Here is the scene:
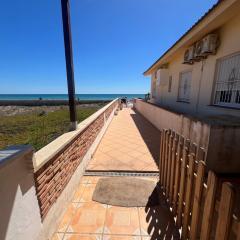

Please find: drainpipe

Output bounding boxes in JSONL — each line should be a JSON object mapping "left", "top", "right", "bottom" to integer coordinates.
{"left": 195, "top": 60, "right": 205, "bottom": 114}
{"left": 61, "top": 0, "right": 77, "bottom": 130}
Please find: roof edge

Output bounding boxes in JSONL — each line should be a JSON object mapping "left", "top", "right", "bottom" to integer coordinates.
{"left": 143, "top": 0, "right": 224, "bottom": 76}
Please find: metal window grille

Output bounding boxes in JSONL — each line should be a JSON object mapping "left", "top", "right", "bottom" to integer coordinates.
{"left": 178, "top": 71, "right": 191, "bottom": 102}
{"left": 213, "top": 53, "right": 240, "bottom": 108}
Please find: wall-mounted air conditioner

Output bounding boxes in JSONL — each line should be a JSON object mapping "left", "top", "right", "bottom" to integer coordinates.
{"left": 182, "top": 33, "right": 219, "bottom": 64}
{"left": 201, "top": 33, "right": 219, "bottom": 56}
{"left": 156, "top": 69, "right": 161, "bottom": 86}
{"left": 183, "top": 46, "right": 195, "bottom": 64}
{"left": 151, "top": 68, "right": 168, "bottom": 100}
{"left": 156, "top": 69, "right": 169, "bottom": 86}
{"left": 193, "top": 40, "right": 204, "bottom": 60}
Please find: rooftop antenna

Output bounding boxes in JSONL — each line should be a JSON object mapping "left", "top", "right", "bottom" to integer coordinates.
{"left": 61, "top": 0, "right": 77, "bottom": 130}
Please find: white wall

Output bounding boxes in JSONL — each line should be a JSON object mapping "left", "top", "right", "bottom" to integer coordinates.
{"left": 134, "top": 99, "right": 240, "bottom": 173}
{"left": 0, "top": 146, "right": 42, "bottom": 240}
{"left": 134, "top": 99, "right": 210, "bottom": 148}
{"left": 151, "top": 13, "right": 240, "bottom": 118}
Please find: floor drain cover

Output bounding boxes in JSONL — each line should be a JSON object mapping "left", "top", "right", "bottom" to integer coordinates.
{"left": 84, "top": 171, "right": 159, "bottom": 177}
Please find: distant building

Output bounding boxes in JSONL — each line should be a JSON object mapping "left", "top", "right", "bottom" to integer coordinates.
{"left": 144, "top": 0, "right": 240, "bottom": 118}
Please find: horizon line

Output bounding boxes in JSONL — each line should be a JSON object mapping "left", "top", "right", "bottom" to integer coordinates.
{"left": 0, "top": 93, "right": 145, "bottom": 95}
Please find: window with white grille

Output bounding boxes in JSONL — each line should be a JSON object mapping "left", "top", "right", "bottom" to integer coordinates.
{"left": 213, "top": 53, "right": 240, "bottom": 108}
{"left": 178, "top": 71, "right": 191, "bottom": 102}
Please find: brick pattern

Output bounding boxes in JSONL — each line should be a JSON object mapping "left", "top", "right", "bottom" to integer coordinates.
{"left": 34, "top": 102, "right": 117, "bottom": 219}
{"left": 105, "top": 103, "right": 115, "bottom": 120}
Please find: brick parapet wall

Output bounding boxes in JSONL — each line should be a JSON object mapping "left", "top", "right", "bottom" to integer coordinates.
{"left": 34, "top": 101, "right": 118, "bottom": 219}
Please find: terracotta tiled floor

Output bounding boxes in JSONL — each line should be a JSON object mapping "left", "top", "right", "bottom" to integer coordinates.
{"left": 87, "top": 108, "right": 160, "bottom": 172}
{"left": 52, "top": 176, "right": 179, "bottom": 240}
{"left": 51, "top": 108, "right": 179, "bottom": 240}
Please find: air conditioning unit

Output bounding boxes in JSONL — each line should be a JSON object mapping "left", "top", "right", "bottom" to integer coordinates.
{"left": 156, "top": 69, "right": 168, "bottom": 86}
{"left": 193, "top": 40, "right": 204, "bottom": 60}
{"left": 156, "top": 69, "right": 161, "bottom": 85}
{"left": 201, "top": 34, "right": 218, "bottom": 56}
{"left": 183, "top": 46, "right": 195, "bottom": 64}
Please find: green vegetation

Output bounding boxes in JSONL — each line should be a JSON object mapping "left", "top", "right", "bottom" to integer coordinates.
{"left": 0, "top": 107, "right": 100, "bottom": 150}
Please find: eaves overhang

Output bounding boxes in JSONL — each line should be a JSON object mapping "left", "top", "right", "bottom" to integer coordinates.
{"left": 143, "top": 0, "right": 239, "bottom": 76}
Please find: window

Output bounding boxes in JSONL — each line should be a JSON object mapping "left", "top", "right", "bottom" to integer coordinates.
{"left": 178, "top": 71, "right": 191, "bottom": 102}
{"left": 213, "top": 53, "right": 240, "bottom": 108}
{"left": 168, "top": 76, "right": 172, "bottom": 92}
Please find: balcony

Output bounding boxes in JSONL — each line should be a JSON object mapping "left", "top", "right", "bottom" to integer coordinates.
{"left": 1, "top": 99, "right": 240, "bottom": 240}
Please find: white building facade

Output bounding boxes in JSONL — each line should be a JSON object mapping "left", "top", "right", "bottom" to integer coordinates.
{"left": 145, "top": 0, "right": 240, "bottom": 118}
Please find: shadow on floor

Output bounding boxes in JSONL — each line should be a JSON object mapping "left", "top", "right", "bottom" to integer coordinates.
{"left": 145, "top": 183, "right": 180, "bottom": 240}
{"left": 130, "top": 109, "right": 161, "bottom": 167}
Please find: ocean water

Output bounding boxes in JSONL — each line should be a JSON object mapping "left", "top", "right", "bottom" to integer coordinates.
{"left": 0, "top": 94, "right": 144, "bottom": 101}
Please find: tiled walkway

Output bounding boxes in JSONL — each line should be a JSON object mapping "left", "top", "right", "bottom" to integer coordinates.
{"left": 52, "top": 176, "right": 179, "bottom": 240}
{"left": 87, "top": 108, "right": 160, "bottom": 172}
{"left": 51, "top": 108, "right": 179, "bottom": 240}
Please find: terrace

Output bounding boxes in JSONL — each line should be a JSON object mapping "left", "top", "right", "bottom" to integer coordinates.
{"left": 50, "top": 107, "right": 164, "bottom": 240}
{"left": 1, "top": 99, "right": 240, "bottom": 240}
{"left": 2, "top": 0, "right": 240, "bottom": 239}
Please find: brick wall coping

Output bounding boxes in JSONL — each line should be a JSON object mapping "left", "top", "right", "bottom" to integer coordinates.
{"left": 33, "top": 98, "right": 118, "bottom": 172}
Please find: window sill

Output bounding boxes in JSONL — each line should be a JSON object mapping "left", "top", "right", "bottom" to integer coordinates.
{"left": 208, "top": 104, "right": 240, "bottom": 110}
{"left": 176, "top": 100, "right": 190, "bottom": 104}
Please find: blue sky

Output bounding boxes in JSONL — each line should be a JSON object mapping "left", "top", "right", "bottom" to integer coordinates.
{"left": 0, "top": 0, "right": 217, "bottom": 94}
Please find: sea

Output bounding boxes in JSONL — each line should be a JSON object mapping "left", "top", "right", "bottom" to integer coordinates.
{"left": 0, "top": 94, "right": 145, "bottom": 101}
